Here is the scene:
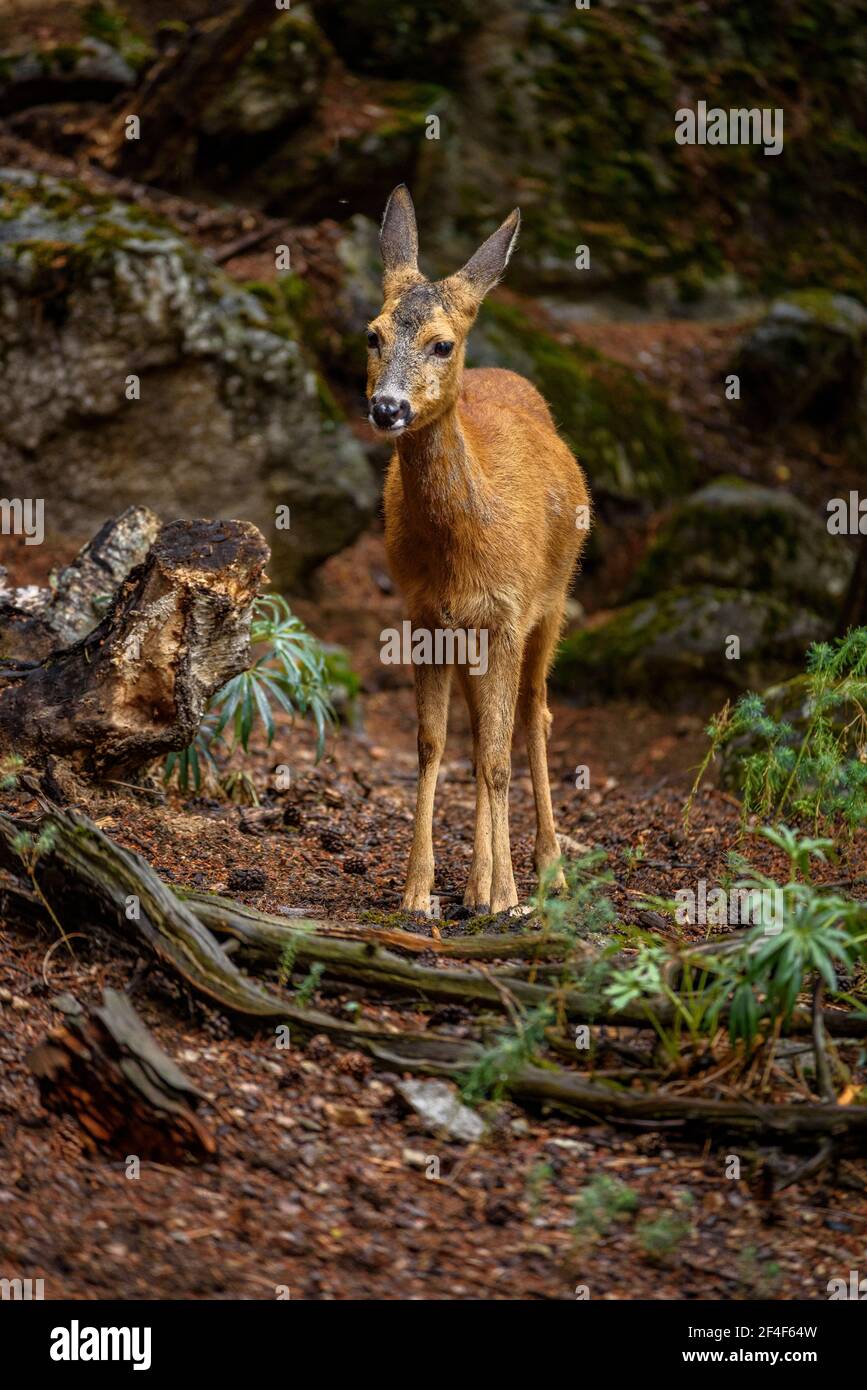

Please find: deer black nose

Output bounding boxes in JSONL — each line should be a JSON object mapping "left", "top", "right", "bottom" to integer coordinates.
{"left": 371, "top": 395, "right": 409, "bottom": 429}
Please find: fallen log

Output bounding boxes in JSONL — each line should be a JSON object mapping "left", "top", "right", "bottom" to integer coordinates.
{"left": 2, "top": 810, "right": 865, "bottom": 1047}
{"left": 0, "top": 517, "right": 268, "bottom": 779}
{"left": 176, "top": 889, "right": 575, "bottom": 962}
{"left": 26, "top": 987, "right": 217, "bottom": 1163}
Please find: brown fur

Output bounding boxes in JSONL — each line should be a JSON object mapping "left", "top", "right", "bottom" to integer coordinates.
{"left": 369, "top": 186, "right": 590, "bottom": 914}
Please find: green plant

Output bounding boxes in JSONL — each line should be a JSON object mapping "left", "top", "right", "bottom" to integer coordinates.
{"left": 573, "top": 1174, "right": 640, "bottom": 1238}
{"left": 165, "top": 595, "right": 351, "bottom": 795}
{"left": 621, "top": 842, "right": 647, "bottom": 876}
{"left": 636, "top": 1203, "right": 693, "bottom": 1263}
{"left": 277, "top": 937, "right": 301, "bottom": 988}
{"left": 735, "top": 1245, "right": 783, "bottom": 1299}
{"left": 10, "top": 823, "right": 75, "bottom": 957}
{"left": 525, "top": 1160, "right": 554, "bottom": 1217}
{"left": 294, "top": 962, "right": 325, "bottom": 1006}
{"left": 717, "top": 826, "right": 865, "bottom": 1046}
{"left": 613, "top": 826, "right": 867, "bottom": 1054}
{"left": 462, "top": 1004, "right": 553, "bottom": 1105}
{"left": 0, "top": 753, "right": 23, "bottom": 791}
{"left": 686, "top": 628, "right": 867, "bottom": 832}
{"left": 532, "top": 849, "right": 618, "bottom": 937}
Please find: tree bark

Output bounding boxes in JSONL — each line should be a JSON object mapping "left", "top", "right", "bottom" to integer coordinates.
{"left": 95, "top": 1, "right": 281, "bottom": 183}
{"left": 0, "top": 518, "right": 268, "bottom": 779}
{"left": 0, "top": 505, "right": 160, "bottom": 665}
{"left": 27, "top": 988, "right": 217, "bottom": 1163}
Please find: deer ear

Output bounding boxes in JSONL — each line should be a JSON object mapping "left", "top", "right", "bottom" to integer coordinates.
{"left": 380, "top": 184, "right": 419, "bottom": 295}
{"left": 454, "top": 209, "right": 520, "bottom": 301}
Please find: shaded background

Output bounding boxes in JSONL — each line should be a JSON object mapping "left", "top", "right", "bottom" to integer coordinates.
{"left": 1, "top": 0, "right": 865, "bottom": 712}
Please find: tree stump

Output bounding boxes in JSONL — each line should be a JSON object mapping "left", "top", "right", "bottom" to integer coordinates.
{"left": 0, "top": 504, "right": 160, "bottom": 664}
{"left": 0, "top": 516, "right": 269, "bottom": 778}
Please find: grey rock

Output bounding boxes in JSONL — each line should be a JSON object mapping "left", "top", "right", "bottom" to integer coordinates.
{"left": 199, "top": 10, "right": 327, "bottom": 138}
{"left": 627, "top": 477, "right": 855, "bottom": 617}
{"left": 554, "top": 586, "right": 829, "bottom": 706}
{"left": 395, "top": 1078, "right": 486, "bottom": 1143}
{"left": 735, "top": 290, "right": 867, "bottom": 430}
{"left": 0, "top": 170, "right": 377, "bottom": 588}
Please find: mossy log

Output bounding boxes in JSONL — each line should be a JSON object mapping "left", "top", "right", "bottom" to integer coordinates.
{"left": 176, "top": 888, "right": 575, "bottom": 962}
{"left": 0, "top": 517, "right": 268, "bottom": 779}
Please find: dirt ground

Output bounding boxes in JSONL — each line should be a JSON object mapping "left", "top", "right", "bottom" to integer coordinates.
{"left": 2, "top": 524, "right": 866, "bottom": 1302}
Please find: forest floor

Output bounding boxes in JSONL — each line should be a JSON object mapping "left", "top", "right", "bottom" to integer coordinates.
{"left": 2, "top": 528, "right": 867, "bottom": 1302}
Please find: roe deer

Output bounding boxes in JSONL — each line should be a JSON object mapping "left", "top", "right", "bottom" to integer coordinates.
{"left": 368, "top": 186, "right": 590, "bottom": 915}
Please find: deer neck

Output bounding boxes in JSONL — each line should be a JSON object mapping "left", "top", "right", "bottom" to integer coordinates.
{"left": 396, "top": 398, "right": 488, "bottom": 532}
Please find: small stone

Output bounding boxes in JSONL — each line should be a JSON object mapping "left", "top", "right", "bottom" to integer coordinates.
{"left": 394, "top": 1078, "right": 486, "bottom": 1144}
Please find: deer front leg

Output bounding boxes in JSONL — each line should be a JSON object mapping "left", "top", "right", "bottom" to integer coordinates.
{"left": 402, "top": 659, "right": 452, "bottom": 914}
{"left": 474, "top": 636, "right": 522, "bottom": 914}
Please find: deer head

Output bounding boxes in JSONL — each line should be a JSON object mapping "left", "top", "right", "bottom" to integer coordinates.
{"left": 366, "top": 185, "right": 521, "bottom": 436}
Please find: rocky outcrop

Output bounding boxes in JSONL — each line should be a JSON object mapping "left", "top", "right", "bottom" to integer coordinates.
{"left": 553, "top": 588, "right": 828, "bottom": 707}
{"left": 198, "top": 10, "right": 328, "bottom": 140}
{"left": 0, "top": 170, "right": 377, "bottom": 589}
{"left": 627, "top": 477, "right": 855, "bottom": 617}
{"left": 734, "top": 291, "right": 867, "bottom": 432}
{"left": 0, "top": 38, "right": 137, "bottom": 115}
{"left": 469, "top": 301, "right": 694, "bottom": 505}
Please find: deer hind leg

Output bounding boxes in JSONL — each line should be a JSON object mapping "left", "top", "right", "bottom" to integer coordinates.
{"left": 402, "top": 659, "right": 453, "bottom": 914}
{"left": 519, "top": 611, "right": 566, "bottom": 894}
{"left": 457, "top": 666, "right": 492, "bottom": 912}
{"left": 472, "top": 634, "right": 522, "bottom": 914}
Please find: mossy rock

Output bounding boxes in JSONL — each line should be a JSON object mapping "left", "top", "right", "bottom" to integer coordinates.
{"left": 313, "top": 0, "right": 482, "bottom": 78}
{"left": 199, "top": 10, "right": 328, "bottom": 138}
{"left": 469, "top": 300, "right": 694, "bottom": 504}
{"left": 553, "top": 587, "right": 829, "bottom": 707}
{"left": 289, "top": 215, "right": 382, "bottom": 388}
{"left": 0, "top": 169, "right": 377, "bottom": 590}
{"left": 0, "top": 37, "right": 136, "bottom": 113}
{"left": 79, "top": 2, "right": 153, "bottom": 72}
{"left": 410, "top": 2, "right": 867, "bottom": 304}
{"left": 734, "top": 290, "right": 867, "bottom": 431}
{"left": 627, "top": 477, "right": 855, "bottom": 617}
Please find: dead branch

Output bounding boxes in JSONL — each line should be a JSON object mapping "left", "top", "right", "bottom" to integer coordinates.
{"left": 27, "top": 987, "right": 217, "bottom": 1163}
{"left": 4, "top": 810, "right": 867, "bottom": 1149}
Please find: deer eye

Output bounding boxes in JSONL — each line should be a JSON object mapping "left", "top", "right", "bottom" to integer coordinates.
{"left": 432, "top": 340, "right": 454, "bottom": 358}
{"left": 367, "top": 330, "right": 379, "bottom": 351}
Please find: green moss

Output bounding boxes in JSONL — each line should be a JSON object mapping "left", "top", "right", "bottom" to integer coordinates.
{"left": 81, "top": 1, "right": 153, "bottom": 71}
{"left": 781, "top": 288, "right": 867, "bottom": 330}
{"left": 553, "top": 585, "right": 828, "bottom": 703}
{"left": 245, "top": 276, "right": 308, "bottom": 338}
{"left": 465, "top": 2, "right": 867, "bottom": 301}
